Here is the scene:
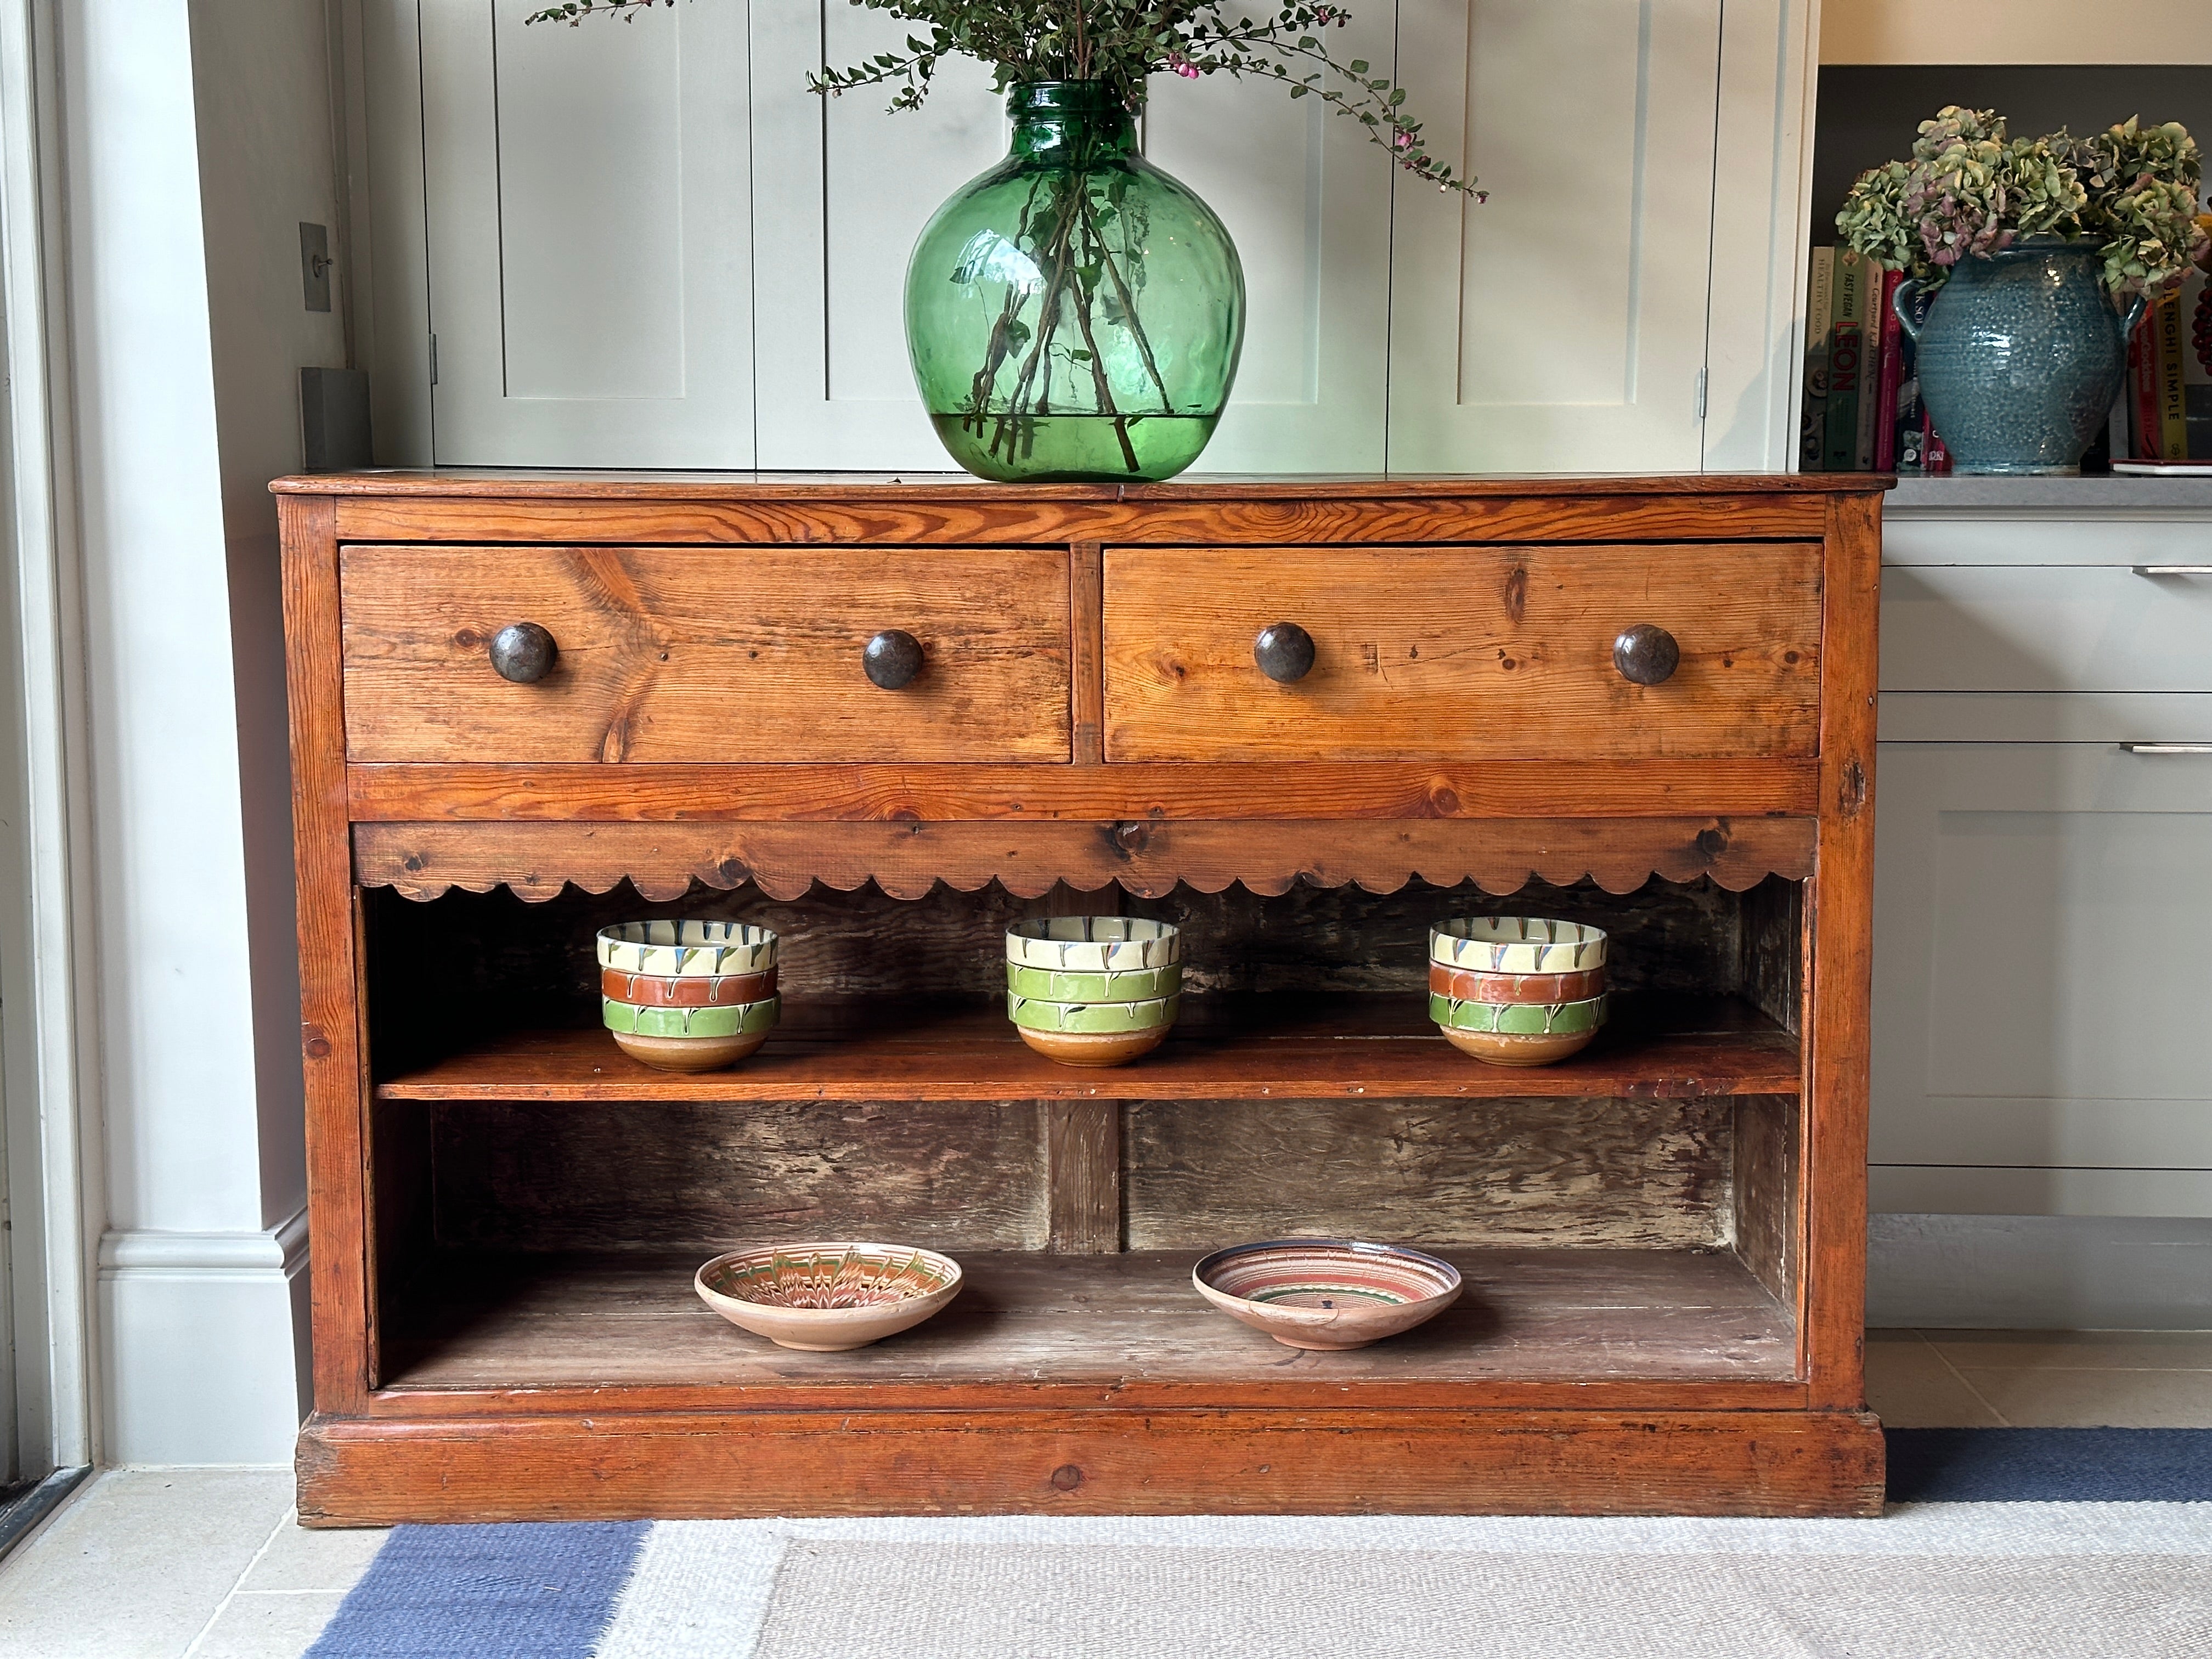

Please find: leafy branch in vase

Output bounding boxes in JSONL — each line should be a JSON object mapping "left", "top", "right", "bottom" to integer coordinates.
{"left": 528, "top": 0, "right": 1485, "bottom": 475}
{"left": 526, "top": 0, "right": 1484, "bottom": 197}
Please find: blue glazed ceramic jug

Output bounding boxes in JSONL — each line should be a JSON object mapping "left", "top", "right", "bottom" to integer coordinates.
{"left": 1895, "top": 236, "right": 2148, "bottom": 475}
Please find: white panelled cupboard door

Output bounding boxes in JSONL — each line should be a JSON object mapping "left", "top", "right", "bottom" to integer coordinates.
{"left": 1143, "top": 10, "right": 1396, "bottom": 472}
{"left": 749, "top": 5, "right": 1004, "bottom": 470}
{"left": 1386, "top": 0, "right": 1721, "bottom": 471}
{"left": 1871, "top": 743, "right": 2212, "bottom": 1218}
{"left": 419, "top": 0, "right": 754, "bottom": 466}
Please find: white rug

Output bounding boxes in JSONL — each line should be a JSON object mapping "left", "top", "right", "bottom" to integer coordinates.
{"left": 586, "top": 1509, "right": 2212, "bottom": 1658}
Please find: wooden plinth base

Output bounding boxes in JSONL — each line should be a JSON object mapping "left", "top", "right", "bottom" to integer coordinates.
{"left": 296, "top": 1408, "right": 1886, "bottom": 1526}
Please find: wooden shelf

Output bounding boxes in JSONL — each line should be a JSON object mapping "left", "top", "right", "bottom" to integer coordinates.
{"left": 381, "top": 1246, "right": 1801, "bottom": 1408}
{"left": 374, "top": 992, "right": 1799, "bottom": 1103}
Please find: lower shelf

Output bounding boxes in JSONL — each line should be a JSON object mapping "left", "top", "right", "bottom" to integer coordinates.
{"left": 380, "top": 1246, "right": 1799, "bottom": 1403}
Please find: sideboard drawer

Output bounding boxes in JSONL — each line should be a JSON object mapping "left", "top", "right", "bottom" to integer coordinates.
{"left": 1882, "top": 564, "right": 2212, "bottom": 693}
{"left": 340, "top": 545, "right": 1072, "bottom": 763}
{"left": 1102, "top": 544, "right": 1823, "bottom": 761}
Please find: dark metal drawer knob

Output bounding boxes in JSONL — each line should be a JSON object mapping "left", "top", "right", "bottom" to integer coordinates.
{"left": 1253, "top": 622, "right": 1316, "bottom": 684}
{"left": 864, "top": 629, "right": 924, "bottom": 690}
{"left": 489, "top": 622, "right": 557, "bottom": 684}
{"left": 1613, "top": 623, "right": 1679, "bottom": 686}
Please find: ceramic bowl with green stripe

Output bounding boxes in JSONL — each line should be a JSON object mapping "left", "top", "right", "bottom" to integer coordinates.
{"left": 603, "top": 996, "right": 781, "bottom": 1040}
{"left": 597, "top": 920, "right": 778, "bottom": 978}
{"left": 1005, "top": 962, "right": 1182, "bottom": 1003}
{"left": 605, "top": 992, "right": 779, "bottom": 1073}
{"left": 1007, "top": 992, "right": 1181, "bottom": 1034}
{"left": 1428, "top": 992, "right": 1608, "bottom": 1036}
{"left": 1005, "top": 917, "right": 1180, "bottom": 972}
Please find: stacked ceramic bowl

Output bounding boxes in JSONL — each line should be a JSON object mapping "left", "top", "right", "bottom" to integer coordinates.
{"left": 1428, "top": 917, "right": 1609, "bottom": 1066}
{"left": 598, "top": 921, "right": 780, "bottom": 1073}
{"left": 1005, "top": 917, "right": 1182, "bottom": 1068}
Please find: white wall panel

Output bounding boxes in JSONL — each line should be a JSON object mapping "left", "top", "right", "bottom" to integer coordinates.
{"left": 419, "top": 0, "right": 754, "bottom": 465}
{"left": 1143, "top": 11, "right": 1395, "bottom": 472}
{"left": 749, "top": 3, "right": 1002, "bottom": 469}
{"left": 1387, "top": 0, "right": 1722, "bottom": 471}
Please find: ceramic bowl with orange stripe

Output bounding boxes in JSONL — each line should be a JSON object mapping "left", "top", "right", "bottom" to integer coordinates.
{"left": 1427, "top": 963, "right": 1605, "bottom": 1005}
{"left": 601, "top": 966, "right": 777, "bottom": 1008}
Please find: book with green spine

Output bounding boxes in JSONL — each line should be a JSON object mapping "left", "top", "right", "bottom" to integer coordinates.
{"left": 1824, "top": 249, "right": 1871, "bottom": 472}
{"left": 1801, "top": 247, "right": 1835, "bottom": 470}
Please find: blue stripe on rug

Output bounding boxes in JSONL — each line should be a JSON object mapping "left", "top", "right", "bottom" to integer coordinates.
{"left": 304, "top": 1520, "right": 648, "bottom": 1659}
{"left": 1886, "top": 1427, "right": 2212, "bottom": 1502}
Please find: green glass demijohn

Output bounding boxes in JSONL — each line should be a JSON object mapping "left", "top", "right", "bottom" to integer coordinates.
{"left": 905, "top": 81, "right": 1246, "bottom": 482}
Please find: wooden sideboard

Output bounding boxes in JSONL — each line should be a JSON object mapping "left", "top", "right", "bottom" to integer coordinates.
{"left": 274, "top": 472, "right": 1889, "bottom": 1523}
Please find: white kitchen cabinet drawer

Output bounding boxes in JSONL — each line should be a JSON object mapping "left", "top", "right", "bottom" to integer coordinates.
{"left": 1872, "top": 742, "right": 2212, "bottom": 1186}
{"left": 1882, "top": 565, "right": 2212, "bottom": 692}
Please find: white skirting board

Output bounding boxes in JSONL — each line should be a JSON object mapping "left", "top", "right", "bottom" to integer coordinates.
{"left": 1869, "top": 1214, "right": 2212, "bottom": 1331}
{"left": 95, "top": 1210, "right": 309, "bottom": 1465}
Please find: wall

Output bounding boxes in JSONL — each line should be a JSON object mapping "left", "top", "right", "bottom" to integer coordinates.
{"left": 1820, "top": 0, "right": 2212, "bottom": 64}
{"left": 64, "top": 0, "right": 339, "bottom": 1465}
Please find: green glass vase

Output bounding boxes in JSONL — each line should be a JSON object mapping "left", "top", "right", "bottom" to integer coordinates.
{"left": 905, "top": 81, "right": 1246, "bottom": 482}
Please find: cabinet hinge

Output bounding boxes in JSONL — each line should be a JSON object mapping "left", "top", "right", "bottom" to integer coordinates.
{"left": 1694, "top": 367, "right": 1707, "bottom": 421}
{"left": 429, "top": 333, "right": 439, "bottom": 386}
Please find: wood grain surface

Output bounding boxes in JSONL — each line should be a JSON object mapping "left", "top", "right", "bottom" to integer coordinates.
{"left": 339, "top": 544, "right": 1070, "bottom": 763}
{"left": 297, "top": 1401, "right": 1884, "bottom": 1525}
{"left": 351, "top": 816, "right": 1816, "bottom": 902}
{"left": 345, "top": 758, "right": 1821, "bottom": 823}
{"left": 1125, "top": 1097, "right": 1731, "bottom": 1250}
{"left": 275, "top": 472, "right": 1889, "bottom": 1523}
{"left": 1802, "top": 493, "right": 1882, "bottom": 1406}
{"left": 280, "top": 494, "right": 373, "bottom": 1414}
{"left": 429, "top": 1098, "right": 1048, "bottom": 1252}
{"left": 1102, "top": 544, "right": 1822, "bottom": 761}
{"left": 1046, "top": 1100, "right": 1121, "bottom": 1252}
{"left": 377, "top": 1249, "right": 1793, "bottom": 1398}
{"left": 373, "top": 994, "right": 1801, "bottom": 1104}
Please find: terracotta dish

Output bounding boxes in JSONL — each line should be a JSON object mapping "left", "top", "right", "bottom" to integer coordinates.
{"left": 1440, "top": 1028, "right": 1598, "bottom": 1066}
{"left": 694, "top": 1243, "right": 963, "bottom": 1352}
{"left": 1017, "top": 1026, "right": 1172, "bottom": 1067}
{"left": 1192, "top": 1238, "right": 1462, "bottom": 1350}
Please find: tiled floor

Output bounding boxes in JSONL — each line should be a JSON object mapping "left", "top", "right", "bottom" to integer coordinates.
{"left": 1864, "top": 1328, "right": 2212, "bottom": 1428}
{"left": 0, "top": 1331, "right": 2207, "bottom": 1658}
{"left": 0, "top": 1471, "right": 383, "bottom": 1659}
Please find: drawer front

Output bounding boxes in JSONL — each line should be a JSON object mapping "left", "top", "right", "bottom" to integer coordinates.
{"left": 1102, "top": 544, "right": 1823, "bottom": 761}
{"left": 341, "top": 545, "right": 1071, "bottom": 763}
{"left": 1882, "top": 565, "right": 2212, "bottom": 693}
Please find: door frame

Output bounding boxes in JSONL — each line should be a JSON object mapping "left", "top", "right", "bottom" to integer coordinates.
{"left": 0, "top": 0, "right": 99, "bottom": 1480}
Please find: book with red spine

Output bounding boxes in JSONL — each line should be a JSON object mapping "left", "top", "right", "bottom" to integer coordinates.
{"left": 1873, "top": 269, "right": 1905, "bottom": 471}
{"left": 2131, "top": 308, "right": 2162, "bottom": 459}
{"left": 2155, "top": 289, "right": 2190, "bottom": 459}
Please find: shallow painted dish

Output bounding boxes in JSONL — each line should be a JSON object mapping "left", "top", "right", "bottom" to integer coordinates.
{"left": 1440, "top": 1028, "right": 1599, "bottom": 1067}
{"left": 597, "top": 920, "right": 778, "bottom": 978}
{"left": 1427, "top": 963, "right": 1605, "bottom": 1005}
{"left": 1007, "top": 992, "right": 1181, "bottom": 1034}
{"left": 1428, "top": 992, "right": 1608, "bottom": 1036}
{"left": 1429, "top": 917, "right": 1607, "bottom": 974}
{"left": 1017, "top": 1027, "right": 1171, "bottom": 1067}
{"left": 694, "top": 1243, "right": 962, "bottom": 1352}
{"left": 1192, "top": 1239, "right": 1463, "bottom": 1351}
{"left": 601, "top": 966, "right": 777, "bottom": 1007}
{"left": 603, "top": 996, "right": 781, "bottom": 1039}
{"left": 1006, "top": 962, "right": 1182, "bottom": 1003}
{"left": 1005, "top": 917, "right": 1181, "bottom": 972}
